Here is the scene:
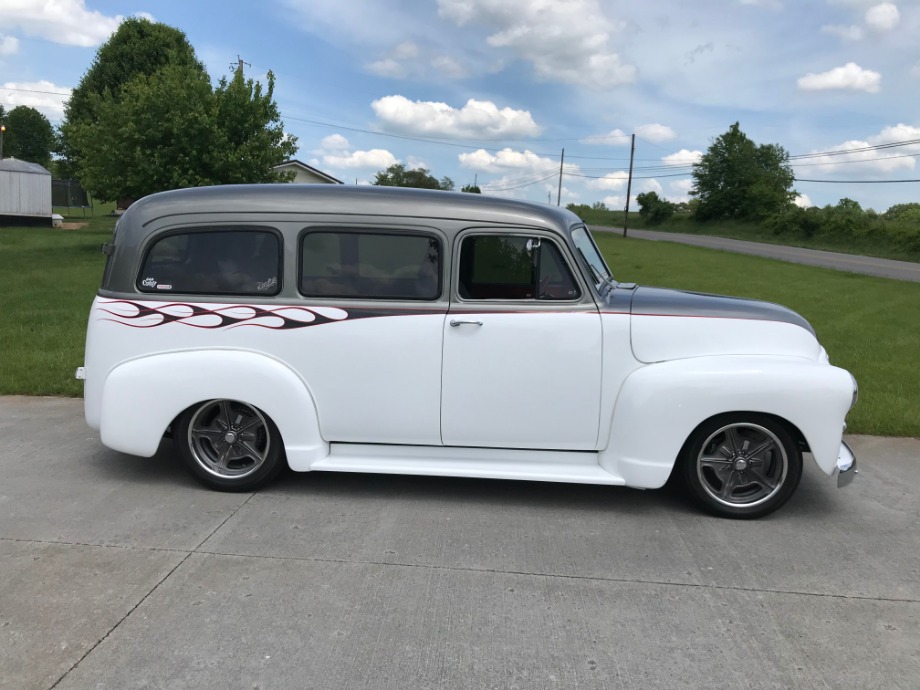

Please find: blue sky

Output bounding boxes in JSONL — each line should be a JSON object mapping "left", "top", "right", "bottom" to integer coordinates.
{"left": 2, "top": 0, "right": 919, "bottom": 212}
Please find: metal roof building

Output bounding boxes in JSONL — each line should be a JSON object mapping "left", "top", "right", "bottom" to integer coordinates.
{"left": 0, "top": 158, "right": 52, "bottom": 219}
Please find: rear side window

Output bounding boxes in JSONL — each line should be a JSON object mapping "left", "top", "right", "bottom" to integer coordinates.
{"left": 300, "top": 231, "right": 441, "bottom": 300}
{"left": 458, "top": 235, "right": 580, "bottom": 301}
{"left": 138, "top": 229, "right": 281, "bottom": 295}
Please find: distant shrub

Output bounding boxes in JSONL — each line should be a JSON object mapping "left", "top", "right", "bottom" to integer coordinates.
{"left": 765, "top": 198, "right": 920, "bottom": 256}
{"left": 636, "top": 191, "right": 675, "bottom": 225}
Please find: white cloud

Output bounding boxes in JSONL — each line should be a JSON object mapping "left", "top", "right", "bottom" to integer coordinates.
{"left": 373, "top": 95, "right": 541, "bottom": 138}
{"left": 432, "top": 55, "right": 467, "bottom": 79}
{"left": 437, "top": 0, "right": 636, "bottom": 88}
{"left": 367, "top": 58, "right": 406, "bottom": 78}
{"left": 458, "top": 147, "right": 559, "bottom": 173}
{"left": 0, "top": 34, "right": 18, "bottom": 55}
{"left": 0, "top": 0, "right": 123, "bottom": 47}
{"left": 802, "top": 124, "right": 920, "bottom": 174}
{"left": 312, "top": 133, "right": 397, "bottom": 170}
{"left": 0, "top": 80, "right": 71, "bottom": 118}
{"left": 797, "top": 62, "right": 881, "bottom": 92}
{"left": 635, "top": 123, "right": 677, "bottom": 143}
{"left": 865, "top": 3, "right": 899, "bottom": 31}
{"left": 821, "top": 24, "right": 864, "bottom": 40}
{"left": 323, "top": 148, "right": 398, "bottom": 170}
{"left": 393, "top": 41, "right": 419, "bottom": 59}
{"left": 586, "top": 171, "right": 630, "bottom": 191}
{"left": 794, "top": 194, "right": 812, "bottom": 208}
{"left": 581, "top": 128, "right": 629, "bottom": 145}
{"left": 314, "top": 134, "right": 350, "bottom": 153}
{"left": 582, "top": 124, "right": 677, "bottom": 145}
{"left": 662, "top": 149, "right": 703, "bottom": 165}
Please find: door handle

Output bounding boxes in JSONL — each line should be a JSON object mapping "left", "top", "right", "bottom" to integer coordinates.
{"left": 450, "top": 319, "right": 483, "bottom": 327}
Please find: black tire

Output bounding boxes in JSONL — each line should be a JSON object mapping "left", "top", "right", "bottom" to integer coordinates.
{"left": 175, "top": 399, "right": 285, "bottom": 492}
{"left": 679, "top": 413, "right": 802, "bottom": 519}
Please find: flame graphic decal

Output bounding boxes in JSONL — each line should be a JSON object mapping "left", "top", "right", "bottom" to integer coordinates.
{"left": 97, "top": 300, "right": 349, "bottom": 330}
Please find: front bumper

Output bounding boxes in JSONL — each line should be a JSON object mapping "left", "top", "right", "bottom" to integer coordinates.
{"left": 836, "top": 441, "right": 858, "bottom": 488}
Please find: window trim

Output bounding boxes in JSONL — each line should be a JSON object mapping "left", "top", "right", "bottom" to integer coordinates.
{"left": 453, "top": 230, "right": 584, "bottom": 304}
{"left": 136, "top": 225, "right": 284, "bottom": 297}
{"left": 297, "top": 226, "right": 444, "bottom": 302}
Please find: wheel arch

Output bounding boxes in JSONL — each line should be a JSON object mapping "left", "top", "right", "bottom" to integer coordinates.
{"left": 99, "top": 349, "right": 329, "bottom": 469}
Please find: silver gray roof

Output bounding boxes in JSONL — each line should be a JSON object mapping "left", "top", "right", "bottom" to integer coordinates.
{"left": 122, "top": 184, "right": 581, "bottom": 233}
{"left": 0, "top": 158, "right": 51, "bottom": 175}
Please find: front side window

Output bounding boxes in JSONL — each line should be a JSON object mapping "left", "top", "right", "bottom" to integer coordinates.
{"left": 138, "top": 229, "right": 281, "bottom": 295}
{"left": 571, "top": 225, "right": 613, "bottom": 289}
{"left": 300, "top": 231, "right": 441, "bottom": 300}
{"left": 458, "top": 235, "right": 580, "bottom": 301}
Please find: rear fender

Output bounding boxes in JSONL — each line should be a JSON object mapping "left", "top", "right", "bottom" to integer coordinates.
{"left": 100, "top": 350, "right": 328, "bottom": 469}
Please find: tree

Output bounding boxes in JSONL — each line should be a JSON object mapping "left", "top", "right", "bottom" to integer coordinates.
{"left": 374, "top": 163, "right": 454, "bottom": 190}
{"left": 64, "top": 18, "right": 202, "bottom": 127}
{"left": 61, "top": 19, "right": 297, "bottom": 202}
{"left": 691, "top": 122, "right": 795, "bottom": 221}
{"left": 60, "top": 18, "right": 206, "bottom": 181}
{"left": 636, "top": 191, "right": 675, "bottom": 225}
{"left": 1, "top": 106, "right": 55, "bottom": 167}
{"left": 211, "top": 68, "right": 297, "bottom": 184}
{"left": 461, "top": 184, "right": 482, "bottom": 193}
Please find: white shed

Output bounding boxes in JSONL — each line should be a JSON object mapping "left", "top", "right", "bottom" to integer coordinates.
{"left": 272, "top": 160, "right": 343, "bottom": 185}
{"left": 0, "top": 158, "right": 52, "bottom": 219}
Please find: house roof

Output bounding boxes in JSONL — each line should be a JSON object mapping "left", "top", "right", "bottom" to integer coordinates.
{"left": 0, "top": 158, "right": 51, "bottom": 175}
{"left": 272, "top": 159, "right": 343, "bottom": 184}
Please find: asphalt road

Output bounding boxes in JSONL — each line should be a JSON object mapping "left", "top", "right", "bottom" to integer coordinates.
{"left": 592, "top": 226, "right": 920, "bottom": 283}
{"left": 2, "top": 396, "right": 919, "bottom": 689}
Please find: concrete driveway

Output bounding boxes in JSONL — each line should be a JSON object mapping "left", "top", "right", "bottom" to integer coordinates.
{"left": 1, "top": 396, "right": 918, "bottom": 689}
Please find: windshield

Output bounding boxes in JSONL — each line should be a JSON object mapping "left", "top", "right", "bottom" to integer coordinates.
{"left": 571, "top": 225, "right": 614, "bottom": 290}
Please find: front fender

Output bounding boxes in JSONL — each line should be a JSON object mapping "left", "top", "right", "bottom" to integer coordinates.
{"left": 598, "top": 356, "right": 855, "bottom": 488}
{"left": 100, "top": 349, "right": 328, "bottom": 469}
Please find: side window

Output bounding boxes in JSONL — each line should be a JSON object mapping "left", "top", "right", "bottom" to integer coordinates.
{"left": 138, "top": 229, "right": 281, "bottom": 296}
{"left": 300, "top": 231, "right": 441, "bottom": 300}
{"left": 458, "top": 235, "right": 580, "bottom": 301}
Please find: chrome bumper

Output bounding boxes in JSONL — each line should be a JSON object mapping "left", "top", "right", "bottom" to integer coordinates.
{"left": 836, "top": 441, "right": 858, "bottom": 488}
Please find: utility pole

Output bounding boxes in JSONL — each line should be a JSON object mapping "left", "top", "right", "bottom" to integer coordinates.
{"left": 556, "top": 148, "right": 565, "bottom": 206}
{"left": 230, "top": 55, "right": 251, "bottom": 75}
{"left": 0, "top": 123, "right": 5, "bottom": 160}
{"left": 623, "top": 133, "right": 635, "bottom": 238}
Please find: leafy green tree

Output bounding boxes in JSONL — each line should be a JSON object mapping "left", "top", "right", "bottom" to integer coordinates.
{"left": 60, "top": 18, "right": 204, "bottom": 175}
{"left": 691, "top": 122, "right": 795, "bottom": 221}
{"left": 211, "top": 68, "right": 297, "bottom": 184}
{"left": 64, "top": 18, "right": 202, "bottom": 127}
{"left": 374, "top": 163, "right": 454, "bottom": 190}
{"left": 2, "top": 106, "right": 55, "bottom": 167}
{"left": 884, "top": 202, "right": 920, "bottom": 222}
{"left": 62, "top": 19, "right": 297, "bottom": 202}
{"left": 461, "top": 184, "right": 482, "bottom": 193}
{"left": 67, "top": 63, "right": 217, "bottom": 201}
{"left": 636, "top": 191, "right": 675, "bottom": 225}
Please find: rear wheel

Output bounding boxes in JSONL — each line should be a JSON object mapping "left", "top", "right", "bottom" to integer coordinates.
{"left": 176, "top": 399, "right": 285, "bottom": 492}
{"left": 680, "top": 414, "right": 802, "bottom": 519}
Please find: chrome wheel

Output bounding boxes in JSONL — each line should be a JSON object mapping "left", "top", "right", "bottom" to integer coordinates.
{"left": 696, "top": 422, "right": 788, "bottom": 509}
{"left": 680, "top": 414, "right": 803, "bottom": 518}
{"left": 186, "top": 400, "right": 271, "bottom": 479}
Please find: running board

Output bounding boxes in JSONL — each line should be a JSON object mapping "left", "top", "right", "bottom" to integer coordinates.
{"left": 310, "top": 443, "right": 625, "bottom": 485}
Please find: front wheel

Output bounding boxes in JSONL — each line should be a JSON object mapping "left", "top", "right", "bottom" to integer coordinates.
{"left": 176, "top": 399, "right": 285, "bottom": 492}
{"left": 679, "top": 414, "right": 802, "bottom": 519}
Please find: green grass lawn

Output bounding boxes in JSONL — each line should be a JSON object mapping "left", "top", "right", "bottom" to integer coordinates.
{"left": 1, "top": 220, "right": 917, "bottom": 436}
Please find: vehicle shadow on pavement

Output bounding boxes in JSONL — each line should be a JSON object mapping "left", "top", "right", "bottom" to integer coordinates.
{"left": 275, "top": 465, "right": 699, "bottom": 518}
